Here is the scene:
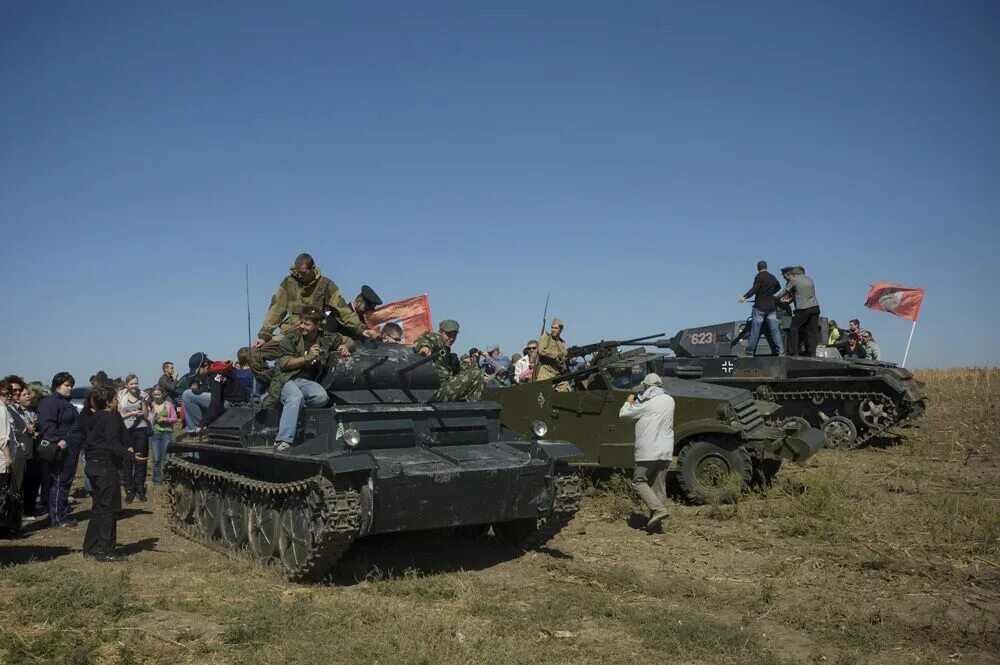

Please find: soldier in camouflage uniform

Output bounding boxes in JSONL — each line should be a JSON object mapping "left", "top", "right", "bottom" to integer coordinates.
{"left": 268, "top": 306, "right": 355, "bottom": 451}
{"left": 412, "top": 320, "right": 484, "bottom": 402}
{"left": 535, "top": 318, "right": 571, "bottom": 392}
{"left": 251, "top": 253, "right": 376, "bottom": 385}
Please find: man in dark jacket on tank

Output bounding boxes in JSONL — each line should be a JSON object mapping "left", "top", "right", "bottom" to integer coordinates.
{"left": 738, "top": 260, "right": 785, "bottom": 356}
{"left": 36, "top": 372, "right": 80, "bottom": 527}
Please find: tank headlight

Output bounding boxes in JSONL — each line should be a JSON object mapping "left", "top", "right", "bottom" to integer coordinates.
{"left": 343, "top": 428, "right": 361, "bottom": 447}
{"left": 532, "top": 421, "right": 549, "bottom": 438}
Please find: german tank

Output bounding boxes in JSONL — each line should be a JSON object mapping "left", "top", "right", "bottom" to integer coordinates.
{"left": 164, "top": 342, "right": 583, "bottom": 582}
{"left": 650, "top": 318, "right": 927, "bottom": 449}
{"left": 486, "top": 337, "right": 825, "bottom": 504}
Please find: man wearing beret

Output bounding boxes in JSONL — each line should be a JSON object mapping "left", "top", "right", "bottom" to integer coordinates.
{"left": 412, "top": 320, "right": 484, "bottom": 402}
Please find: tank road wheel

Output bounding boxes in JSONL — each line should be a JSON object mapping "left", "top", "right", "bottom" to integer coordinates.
{"left": 675, "top": 439, "right": 753, "bottom": 505}
{"left": 169, "top": 476, "right": 195, "bottom": 523}
{"left": 859, "top": 398, "right": 896, "bottom": 431}
{"left": 246, "top": 500, "right": 280, "bottom": 563}
{"left": 194, "top": 483, "right": 222, "bottom": 539}
{"left": 278, "top": 501, "right": 316, "bottom": 574}
{"left": 822, "top": 416, "right": 859, "bottom": 450}
{"left": 493, "top": 519, "right": 538, "bottom": 547}
{"left": 219, "top": 489, "right": 248, "bottom": 548}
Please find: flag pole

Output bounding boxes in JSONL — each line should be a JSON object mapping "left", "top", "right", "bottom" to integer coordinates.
{"left": 901, "top": 320, "right": 917, "bottom": 368}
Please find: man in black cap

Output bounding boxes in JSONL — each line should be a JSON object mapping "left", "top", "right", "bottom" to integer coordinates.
{"left": 328, "top": 285, "right": 382, "bottom": 337}
{"left": 178, "top": 352, "right": 250, "bottom": 437}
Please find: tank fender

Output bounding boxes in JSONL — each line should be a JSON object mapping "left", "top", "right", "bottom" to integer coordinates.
{"left": 774, "top": 427, "right": 825, "bottom": 464}
{"left": 534, "top": 440, "right": 583, "bottom": 462}
{"left": 322, "top": 453, "right": 377, "bottom": 475}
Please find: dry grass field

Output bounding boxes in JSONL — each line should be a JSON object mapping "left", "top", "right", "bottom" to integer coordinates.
{"left": 1, "top": 368, "right": 997, "bottom": 665}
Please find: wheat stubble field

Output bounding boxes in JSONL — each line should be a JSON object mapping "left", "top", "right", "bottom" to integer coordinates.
{"left": 1, "top": 369, "right": 997, "bottom": 665}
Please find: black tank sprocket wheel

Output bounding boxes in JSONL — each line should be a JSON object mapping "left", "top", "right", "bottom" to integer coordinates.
{"left": 163, "top": 456, "right": 362, "bottom": 582}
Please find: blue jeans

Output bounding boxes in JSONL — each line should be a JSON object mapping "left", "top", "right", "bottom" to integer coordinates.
{"left": 182, "top": 390, "right": 211, "bottom": 432}
{"left": 149, "top": 431, "right": 172, "bottom": 484}
{"left": 277, "top": 379, "right": 329, "bottom": 444}
{"left": 746, "top": 308, "right": 785, "bottom": 356}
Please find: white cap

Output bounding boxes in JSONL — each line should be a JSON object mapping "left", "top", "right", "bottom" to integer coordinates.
{"left": 642, "top": 373, "right": 662, "bottom": 387}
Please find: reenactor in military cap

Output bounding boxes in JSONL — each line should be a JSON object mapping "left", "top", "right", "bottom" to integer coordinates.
{"left": 412, "top": 319, "right": 484, "bottom": 402}
{"left": 250, "top": 253, "right": 376, "bottom": 385}
{"left": 328, "top": 284, "right": 383, "bottom": 337}
{"left": 534, "top": 318, "right": 571, "bottom": 392}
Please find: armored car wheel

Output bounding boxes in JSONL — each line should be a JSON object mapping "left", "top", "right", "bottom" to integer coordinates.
{"left": 219, "top": 490, "right": 248, "bottom": 547}
{"left": 247, "top": 501, "right": 280, "bottom": 562}
{"left": 675, "top": 439, "right": 753, "bottom": 505}
{"left": 194, "top": 484, "right": 222, "bottom": 538}
{"left": 278, "top": 502, "right": 315, "bottom": 574}
{"left": 822, "top": 416, "right": 858, "bottom": 450}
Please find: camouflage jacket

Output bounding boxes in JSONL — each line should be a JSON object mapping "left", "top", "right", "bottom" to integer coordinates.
{"left": 258, "top": 265, "right": 364, "bottom": 341}
{"left": 265, "top": 329, "right": 352, "bottom": 404}
{"left": 411, "top": 331, "right": 461, "bottom": 383}
{"left": 537, "top": 332, "right": 568, "bottom": 373}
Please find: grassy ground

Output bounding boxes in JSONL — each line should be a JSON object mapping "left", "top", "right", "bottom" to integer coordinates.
{"left": 1, "top": 369, "right": 997, "bottom": 665}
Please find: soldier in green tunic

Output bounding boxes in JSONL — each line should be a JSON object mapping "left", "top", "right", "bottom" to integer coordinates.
{"left": 412, "top": 320, "right": 484, "bottom": 402}
{"left": 250, "top": 253, "right": 376, "bottom": 385}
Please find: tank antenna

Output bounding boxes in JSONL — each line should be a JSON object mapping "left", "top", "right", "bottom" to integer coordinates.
{"left": 245, "top": 264, "right": 258, "bottom": 431}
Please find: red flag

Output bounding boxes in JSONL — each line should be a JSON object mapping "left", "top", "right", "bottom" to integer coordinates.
{"left": 864, "top": 283, "right": 925, "bottom": 321}
{"left": 365, "top": 295, "right": 433, "bottom": 344}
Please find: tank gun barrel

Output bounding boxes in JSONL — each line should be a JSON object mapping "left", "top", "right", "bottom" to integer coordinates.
{"left": 395, "top": 348, "right": 444, "bottom": 381}
{"left": 568, "top": 333, "right": 665, "bottom": 358}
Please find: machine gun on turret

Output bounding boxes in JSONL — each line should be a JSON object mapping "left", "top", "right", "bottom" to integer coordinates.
{"left": 567, "top": 333, "right": 665, "bottom": 360}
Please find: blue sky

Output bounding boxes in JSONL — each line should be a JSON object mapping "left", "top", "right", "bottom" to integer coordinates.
{"left": 1, "top": 1, "right": 997, "bottom": 386}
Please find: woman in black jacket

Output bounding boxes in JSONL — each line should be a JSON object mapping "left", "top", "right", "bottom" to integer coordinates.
{"left": 82, "top": 386, "right": 143, "bottom": 561}
{"left": 36, "top": 372, "right": 79, "bottom": 527}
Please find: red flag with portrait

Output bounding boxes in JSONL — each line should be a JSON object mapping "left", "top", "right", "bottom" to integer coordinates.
{"left": 365, "top": 295, "right": 433, "bottom": 344}
{"left": 864, "top": 283, "right": 925, "bottom": 321}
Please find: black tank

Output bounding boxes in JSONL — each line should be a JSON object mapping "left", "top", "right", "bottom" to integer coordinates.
{"left": 164, "top": 341, "right": 583, "bottom": 582}
{"left": 649, "top": 318, "right": 927, "bottom": 450}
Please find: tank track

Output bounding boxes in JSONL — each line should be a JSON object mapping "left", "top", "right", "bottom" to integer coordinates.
{"left": 765, "top": 389, "right": 901, "bottom": 448}
{"left": 163, "top": 456, "right": 361, "bottom": 582}
{"left": 527, "top": 471, "right": 584, "bottom": 546}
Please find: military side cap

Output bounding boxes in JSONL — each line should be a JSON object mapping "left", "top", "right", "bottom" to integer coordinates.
{"left": 360, "top": 284, "right": 382, "bottom": 307}
{"left": 439, "top": 319, "right": 460, "bottom": 333}
{"left": 780, "top": 266, "right": 796, "bottom": 274}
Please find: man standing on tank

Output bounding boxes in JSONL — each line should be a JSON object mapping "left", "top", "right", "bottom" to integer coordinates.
{"left": 251, "top": 253, "right": 376, "bottom": 384}
{"left": 778, "top": 266, "right": 821, "bottom": 357}
{"left": 535, "top": 319, "right": 571, "bottom": 392}
{"left": 738, "top": 260, "right": 785, "bottom": 356}
{"left": 413, "top": 320, "right": 484, "bottom": 402}
{"left": 271, "top": 306, "right": 355, "bottom": 452}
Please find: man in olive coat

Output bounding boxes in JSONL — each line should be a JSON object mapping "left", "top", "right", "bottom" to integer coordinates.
{"left": 412, "top": 320, "right": 483, "bottom": 402}
{"left": 535, "top": 318, "right": 570, "bottom": 392}
{"left": 250, "top": 253, "right": 375, "bottom": 384}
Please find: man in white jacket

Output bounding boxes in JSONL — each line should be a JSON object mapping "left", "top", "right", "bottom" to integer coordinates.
{"left": 619, "top": 373, "right": 675, "bottom": 531}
